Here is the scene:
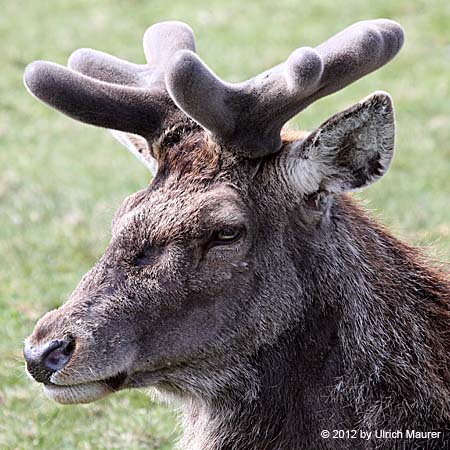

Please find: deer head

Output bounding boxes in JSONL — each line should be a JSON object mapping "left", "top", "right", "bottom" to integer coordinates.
{"left": 23, "top": 20, "right": 404, "bottom": 405}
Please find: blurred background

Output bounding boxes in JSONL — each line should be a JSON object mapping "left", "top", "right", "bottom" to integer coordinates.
{"left": 0, "top": 0, "right": 449, "bottom": 448}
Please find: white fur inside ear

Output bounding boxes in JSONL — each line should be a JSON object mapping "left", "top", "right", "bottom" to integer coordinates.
{"left": 284, "top": 91, "right": 395, "bottom": 195}
{"left": 110, "top": 129, "right": 158, "bottom": 176}
{"left": 284, "top": 140, "right": 325, "bottom": 195}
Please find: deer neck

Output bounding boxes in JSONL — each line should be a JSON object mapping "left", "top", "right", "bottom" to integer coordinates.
{"left": 179, "top": 305, "right": 350, "bottom": 450}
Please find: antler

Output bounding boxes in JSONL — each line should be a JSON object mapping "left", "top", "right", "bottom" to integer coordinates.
{"left": 24, "top": 21, "right": 195, "bottom": 141}
{"left": 166, "top": 19, "right": 404, "bottom": 157}
{"left": 24, "top": 19, "right": 404, "bottom": 161}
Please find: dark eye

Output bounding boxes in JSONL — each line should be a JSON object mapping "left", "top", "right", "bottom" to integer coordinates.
{"left": 213, "top": 227, "right": 242, "bottom": 244}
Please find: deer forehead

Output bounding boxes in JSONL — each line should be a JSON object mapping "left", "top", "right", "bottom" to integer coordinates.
{"left": 112, "top": 183, "right": 249, "bottom": 243}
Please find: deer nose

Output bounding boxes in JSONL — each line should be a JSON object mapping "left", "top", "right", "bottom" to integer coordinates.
{"left": 24, "top": 337, "right": 75, "bottom": 383}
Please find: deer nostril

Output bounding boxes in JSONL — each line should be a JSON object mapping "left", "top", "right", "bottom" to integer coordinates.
{"left": 24, "top": 337, "right": 76, "bottom": 382}
{"left": 43, "top": 338, "right": 75, "bottom": 371}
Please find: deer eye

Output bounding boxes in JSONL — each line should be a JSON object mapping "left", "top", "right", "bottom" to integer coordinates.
{"left": 213, "top": 227, "right": 242, "bottom": 244}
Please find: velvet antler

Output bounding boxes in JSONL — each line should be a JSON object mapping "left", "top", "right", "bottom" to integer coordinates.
{"left": 24, "top": 19, "right": 404, "bottom": 161}
{"left": 166, "top": 19, "right": 404, "bottom": 157}
{"left": 23, "top": 21, "right": 195, "bottom": 141}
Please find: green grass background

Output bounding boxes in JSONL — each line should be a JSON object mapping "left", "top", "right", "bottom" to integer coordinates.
{"left": 0, "top": 0, "right": 449, "bottom": 448}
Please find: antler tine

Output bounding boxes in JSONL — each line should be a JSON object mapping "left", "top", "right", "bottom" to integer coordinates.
{"left": 309, "top": 19, "right": 404, "bottom": 101}
{"left": 68, "top": 49, "right": 148, "bottom": 87}
{"left": 166, "top": 19, "right": 404, "bottom": 158}
{"left": 143, "top": 21, "right": 196, "bottom": 72}
{"left": 68, "top": 21, "right": 195, "bottom": 88}
{"left": 24, "top": 21, "right": 196, "bottom": 140}
{"left": 24, "top": 61, "right": 170, "bottom": 138}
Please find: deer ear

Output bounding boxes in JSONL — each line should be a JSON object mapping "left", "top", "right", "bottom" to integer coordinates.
{"left": 109, "top": 130, "right": 158, "bottom": 176}
{"left": 286, "top": 92, "right": 395, "bottom": 195}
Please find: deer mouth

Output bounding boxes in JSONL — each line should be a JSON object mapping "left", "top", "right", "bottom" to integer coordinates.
{"left": 43, "top": 372, "right": 127, "bottom": 404}
{"left": 42, "top": 364, "right": 177, "bottom": 404}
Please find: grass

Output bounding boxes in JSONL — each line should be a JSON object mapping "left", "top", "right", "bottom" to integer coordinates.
{"left": 0, "top": 0, "right": 448, "bottom": 448}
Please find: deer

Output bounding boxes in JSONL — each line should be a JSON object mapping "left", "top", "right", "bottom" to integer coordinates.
{"left": 22, "top": 19, "right": 450, "bottom": 450}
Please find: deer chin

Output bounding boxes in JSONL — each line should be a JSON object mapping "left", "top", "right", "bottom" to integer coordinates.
{"left": 43, "top": 372, "right": 128, "bottom": 404}
{"left": 44, "top": 381, "right": 111, "bottom": 404}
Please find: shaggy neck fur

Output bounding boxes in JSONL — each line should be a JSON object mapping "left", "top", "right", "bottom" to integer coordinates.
{"left": 180, "top": 197, "right": 450, "bottom": 450}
